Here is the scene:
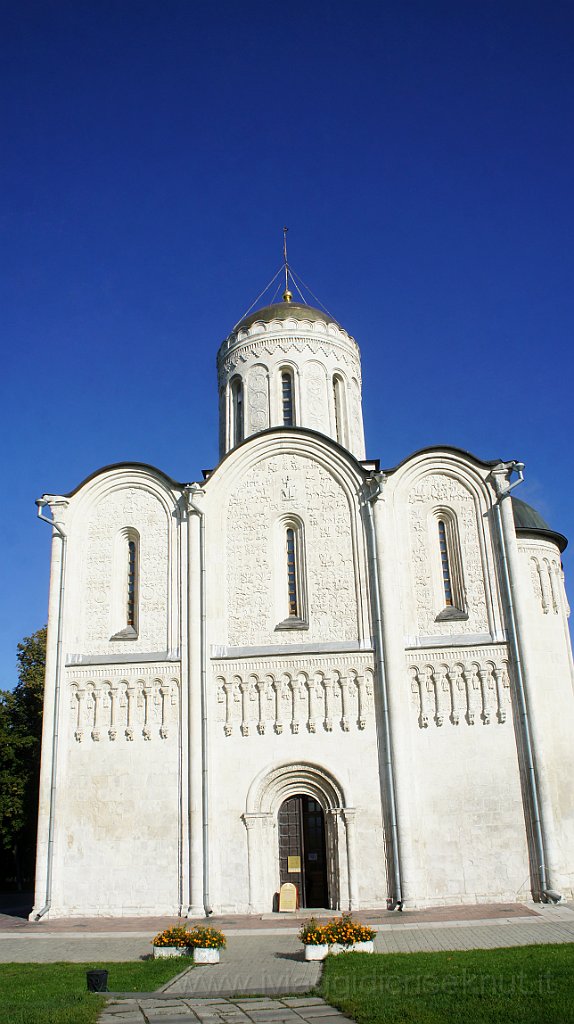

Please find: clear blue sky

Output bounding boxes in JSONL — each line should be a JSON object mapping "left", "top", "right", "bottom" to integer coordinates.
{"left": 2, "top": 0, "right": 573, "bottom": 686}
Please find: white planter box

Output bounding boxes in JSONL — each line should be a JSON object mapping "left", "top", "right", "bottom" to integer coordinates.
{"left": 350, "top": 940, "right": 374, "bottom": 953}
{"left": 193, "top": 947, "right": 221, "bottom": 965}
{"left": 330, "top": 941, "right": 374, "bottom": 955}
{"left": 153, "top": 945, "right": 192, "bottom": 958}
{"left": 304, "top": 943, "right": 329, "bottom": 961}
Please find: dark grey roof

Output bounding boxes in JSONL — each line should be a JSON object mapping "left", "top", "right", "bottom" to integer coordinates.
{"left": 234, "top": 301, "right": 341, "bottom": 332}
{"left": 511, "top": 496, "right": 567, "bottom": 552}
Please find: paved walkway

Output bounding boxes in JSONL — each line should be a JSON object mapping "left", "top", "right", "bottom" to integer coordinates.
{"left": 0, "top": 902, "right": 573, "bottom": 964}
{"left": 98, "top": 995, "right": 350, "bottom": 1024}
{"left": 93, "top": 906, "right": 574, "bottom": 1024}
{"left": 1, "top": 901, "right": 573, "bottom": 1024}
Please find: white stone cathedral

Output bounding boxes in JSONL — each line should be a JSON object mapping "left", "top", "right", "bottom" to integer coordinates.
{"left": 32, "top": 292, "right": 574, "bottom": 919}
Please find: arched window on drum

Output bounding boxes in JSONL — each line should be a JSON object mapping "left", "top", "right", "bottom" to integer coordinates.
{"left": 281, "top": 368, "right": 295, "bottom": 427}
{"left": 332, "top": 374, "right": 347, "bottom": 446}
{"left": 230, "top": 376, "right": 244, "bottom": 447}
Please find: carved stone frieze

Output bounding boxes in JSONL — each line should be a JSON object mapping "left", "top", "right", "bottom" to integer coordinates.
{"left": 213, "top": 655, "right": 374, "bottom": 736}
{"left": 522, "top": 547, "right": 562, "bottom": 615}
{"left": 68, "top": 665, "right": 180, "bottom": 743}
{"left": 407, "top": 647, "right": 510, "bottom": 729}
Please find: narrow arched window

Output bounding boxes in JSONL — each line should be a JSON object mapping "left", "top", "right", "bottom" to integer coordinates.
{"left": 438, "top": 520, "right": 453, "bottom": 607}
{"left": 231, "top": 377, "right": 244, "bottom": 446}
{"left": 432, "top": 511, "right": 467, "bottom": 621}
{"left": 111, "top": 528, "right": 139, "bottom": 640}
{"left": 127, "top": 539, "right": 137, "bottom": 626}
{"left": 275, "top": 518, "right": 308, "bottom": 630}
{"left": 333, "top": 375, "right": 346, "bottom": 445}
{"left": 286, "top": 528, "right": 298, "bottom": 616}
{"left": 281, "top": 370, "right": 294, "bottom": 426}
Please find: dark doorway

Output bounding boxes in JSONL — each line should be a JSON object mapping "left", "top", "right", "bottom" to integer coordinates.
{"left": 278, "top": 795, "right": 328, "bottom": 908}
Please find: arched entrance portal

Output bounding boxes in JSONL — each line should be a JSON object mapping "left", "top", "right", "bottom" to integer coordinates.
{"left": 278, "top": 795, "right": 328, "bottom": 907}
{"left": 244, "top": 760, "right": 359, "bottom": 913}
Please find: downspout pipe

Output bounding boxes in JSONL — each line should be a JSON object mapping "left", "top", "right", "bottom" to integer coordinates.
{"left": 364, "top": 476, "right": 403, "bottom": 908}
{"left": 185, "top": 485, "right": 212, "bottom": 917}
{"left": 493, "top": 463, "right": 561, "bottom": 903}
{"left": 34, "top": 498, "right": 67, "bottom": 921}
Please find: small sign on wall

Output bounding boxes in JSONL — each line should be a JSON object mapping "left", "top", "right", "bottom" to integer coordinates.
{"left": 287, "top": 856, "right": 301, "bottom": 873}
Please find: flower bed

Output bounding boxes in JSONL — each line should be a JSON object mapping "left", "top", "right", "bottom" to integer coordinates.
{"left": 152, "top": 924, "right": 226, "bottom": 961}
{"left": 298, "top": 914, "right": 375, "bottom": 960}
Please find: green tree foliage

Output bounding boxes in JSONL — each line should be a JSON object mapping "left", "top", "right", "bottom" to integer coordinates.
{"left": 0, "top": 626, "right": 46, "bottom": 890}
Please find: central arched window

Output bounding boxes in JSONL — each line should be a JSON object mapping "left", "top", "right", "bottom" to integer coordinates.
{"left": 432, "top": 510, "right": 467, "bottom": 621}
{"left": 275, "top": 517, "right": 308, "bottom": 630}
{"left": 286, "top": 528, "right": 298, "bottom": 615}
{"left": 438, "top": 520, "right": 453, "bottom": 607}
{"left": 281, "top": 369, "right": 295, "bottom": 426}
{"left": 111, "top": 528, "right": 139, "bottom": 639}
{"left": 231, "top": 377, "right": 244, "bottom": 446}
{"left": 127, "top": 539, "right": 137, "bottom": 626}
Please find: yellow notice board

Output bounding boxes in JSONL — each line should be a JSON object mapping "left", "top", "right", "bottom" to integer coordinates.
{"left": 287, "top": 856, "right": 301, "bottom": 873}
{"left": 279, "top": 882, "right": 298, "bottom": 911}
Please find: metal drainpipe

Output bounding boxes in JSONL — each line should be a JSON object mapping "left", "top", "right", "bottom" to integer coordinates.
{"left": 34, "top": 499, "right": 67, "bottom": 921}
{"left": 493, "top": 467, "right": 556, "bottom": 901}
{"left": 185, "top": 485, "right": 212, "bottom": 917}
{"left": 365, "top": 477, "right": 403, "bottom": 907}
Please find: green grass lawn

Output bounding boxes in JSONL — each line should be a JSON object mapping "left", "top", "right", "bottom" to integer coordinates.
{"left": 0, "top": 959, "right": 190, "bottom": 1024}
{"left": 320, "top": 944, "right": 574, "bottom": 1024}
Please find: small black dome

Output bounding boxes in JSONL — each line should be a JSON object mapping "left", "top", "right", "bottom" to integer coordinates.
{"left": 234, "top": 301, "right": 341, "bottom": 332}
{"left": 511, "top": 496, "right": 567, "bottom": 551}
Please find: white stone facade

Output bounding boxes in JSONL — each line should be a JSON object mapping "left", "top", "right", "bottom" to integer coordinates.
{"left": 32, "top": 299, "right": 574, "bottom": 918}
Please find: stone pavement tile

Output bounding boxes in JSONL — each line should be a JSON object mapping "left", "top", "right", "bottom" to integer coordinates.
{"left": 306, "top": 1017, "right": 354, "bottom": 1024}
{"left": 234, "top": 1002, "right": 283, "bottom": 1008}
{"left": 145, "top": 1007, "right": 199, "bottom": 1017}
{"left": 99, "top": 1013, "right": 144, "bottom": 1023}
{"left": 292, "top": 1009, "right": 344, "bottom": 1018}
{"left": 99, "top": 1016, "right": 143, "bottom": 1023}
{"left": 281, "top": 999, "right": 325, "bottom": 1007}
{"left": 245, "top": 1012, "right": 303, "bottom": 1022}
{"left": 187, "top": 999, "right": 236, "bottom": 1005}
{"left": 141, "top": 1000, "right": 195, "bottom": 1008}
{"left": 146, "top": 1017, "right": 201, "bottom": 1024}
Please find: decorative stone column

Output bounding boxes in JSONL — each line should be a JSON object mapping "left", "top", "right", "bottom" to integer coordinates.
{"left": 243, "top": 812, "right": 274, "bottom": 913}
{"left": 342, "top": 808, "right": 359, "bottom": 910}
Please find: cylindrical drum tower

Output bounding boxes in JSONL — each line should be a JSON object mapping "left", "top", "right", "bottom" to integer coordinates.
{"left": 216, "top": 298, "right": 366, "bottom": 460}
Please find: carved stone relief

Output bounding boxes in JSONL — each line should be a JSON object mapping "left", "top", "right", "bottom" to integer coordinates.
{"left": 69, "top": 669, "right": 180, "bottom": 743}
{"left": 408, "top": 474, "right": 488, "bottom": 636}
{"left": 248, "top": 365, "right": 269, "bottom": 433}
{"left": 218, "top": 335, "right": 361, "bottom": 382}
{"left": 226, "top": 454, "right": 358, "bottom": 646}
{"left": 525, "top": 549, "right": 561, "bottom": 615}
{"left": 304, "top": 361, "right": 329, "bottom": 434}
{"left": 214, "top": 661, "right": 374, "bottom": 736}
{"left": 83, "top": 487, "right": 171, "bottom": 653}
{"left": 407, "top": 648, "right": 510, "bottom": 729}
